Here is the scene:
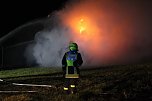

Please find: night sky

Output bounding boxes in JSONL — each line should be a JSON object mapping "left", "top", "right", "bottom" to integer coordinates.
{"left": 0, "top": 0, "right": 68, "bottom": 37}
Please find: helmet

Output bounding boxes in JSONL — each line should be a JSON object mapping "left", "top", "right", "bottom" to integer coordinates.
{"left": 69, "top": 42, "right": 78, "bottom": 51}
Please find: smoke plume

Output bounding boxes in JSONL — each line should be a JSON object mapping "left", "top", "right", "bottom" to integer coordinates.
{"left": 25, "top": 0, "right": 152, "bottom": 67}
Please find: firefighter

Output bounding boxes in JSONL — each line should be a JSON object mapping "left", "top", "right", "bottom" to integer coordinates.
{"left": 62, "top": 42, "right": 83, "bottom": 94}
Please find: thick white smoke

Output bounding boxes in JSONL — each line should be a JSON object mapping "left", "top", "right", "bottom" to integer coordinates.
{"left": 34, "top": 29, "right": 69, "bottom": 67}
{"left": 28, "top": 26, "right": 69, "bottom": 67}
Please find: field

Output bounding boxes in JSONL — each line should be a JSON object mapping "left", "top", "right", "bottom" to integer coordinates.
{"left": 0, "top": 64, "right": 152, "bottom": 101}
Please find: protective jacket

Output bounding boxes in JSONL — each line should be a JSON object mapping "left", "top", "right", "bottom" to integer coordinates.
{"left": 62, "top": 50, "right": 83, "bottom": 78}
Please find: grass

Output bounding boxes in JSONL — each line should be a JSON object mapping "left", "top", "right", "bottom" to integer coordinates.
{"left": 0, "top": 67, "right": 61, "bottom": 78}
{"left": 0, "top": 64, "right": 152, "bottom": 101}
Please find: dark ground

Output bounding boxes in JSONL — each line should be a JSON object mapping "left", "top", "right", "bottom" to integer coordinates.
{"left": 0, "top": 64, "right": 152, "bottom": 101}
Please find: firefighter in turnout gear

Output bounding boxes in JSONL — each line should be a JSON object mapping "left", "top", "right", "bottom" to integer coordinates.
{"left": 62, "top": 42, "right": 83, "bottom": 94}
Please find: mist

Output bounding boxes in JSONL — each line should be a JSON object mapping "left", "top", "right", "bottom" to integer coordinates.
{"left": 25, "top": 0, "right": 152, "bottom": 67}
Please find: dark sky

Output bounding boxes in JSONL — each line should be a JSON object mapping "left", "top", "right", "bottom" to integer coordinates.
{"left": 0, "top": 0, "right": 68, "bottom": 37}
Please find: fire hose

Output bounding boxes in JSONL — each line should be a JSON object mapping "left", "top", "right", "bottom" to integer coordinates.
{"left": 0, "top": 79, "right": 57, "bottom": 93}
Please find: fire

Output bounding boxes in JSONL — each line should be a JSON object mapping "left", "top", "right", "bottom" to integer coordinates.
{"left": 61, "top": 15, "right": 101, "bottom": 43}
{"left": 79, "top": 19, "right": 86, "bottom": 34}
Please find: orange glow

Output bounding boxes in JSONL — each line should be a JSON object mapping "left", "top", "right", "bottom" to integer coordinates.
{"left": 58, "top": 0, "right": 135, "bottom": 65}
{"left": 61, "top": 13, "right": 103, "bottom": 59}
{"left": 59, "top": 1, "right": 109, "bottom": 62}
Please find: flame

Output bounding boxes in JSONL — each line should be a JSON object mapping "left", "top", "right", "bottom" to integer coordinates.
{"left": 79, "top": 19, "right": 86, "bottom": 34}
